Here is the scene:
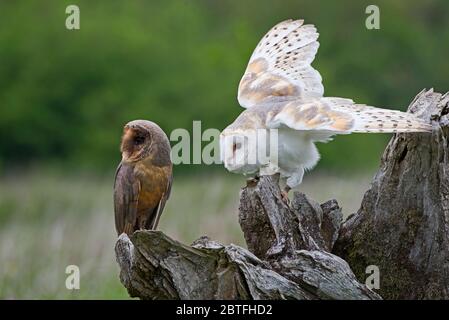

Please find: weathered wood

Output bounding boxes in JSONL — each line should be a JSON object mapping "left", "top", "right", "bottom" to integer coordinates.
{"left": 115, "top": 89, "right": 448, "bottom": 300}
{"left": 237, "top": 176, "right": 379, "bottom": 299}
{"left": 115, "top": 231, "right": 313, "bottom": 299}
{"left": 115, "top": 177, "right": 378, "bottom": 300}
{"left": 115, "top": 229, "right": 379, "bottom": 300}
{"left": 238, "top": 176, "right": 343, "bottom": 258}
{"left": 334, "top": 89, "right": 449, "bottom": 299}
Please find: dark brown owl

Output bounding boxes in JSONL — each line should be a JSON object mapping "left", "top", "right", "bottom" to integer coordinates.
{"left": 114, "top": 120, "right": 173, "bottom": 236}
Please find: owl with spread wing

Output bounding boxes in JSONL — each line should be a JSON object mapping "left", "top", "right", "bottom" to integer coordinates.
{"left": 220, "top": 19, "right": 432, "bottom": 195}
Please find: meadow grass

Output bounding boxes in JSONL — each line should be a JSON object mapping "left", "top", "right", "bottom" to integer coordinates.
{"left": 0, "top": 169, "right": 374, "bottom": 299}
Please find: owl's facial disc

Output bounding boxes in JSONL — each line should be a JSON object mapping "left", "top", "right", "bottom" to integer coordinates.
{"left": 121, "top": 125, "right": 151, "bottom": 162}
{"left": 220, "top": 131, "right": 260, "bottom": 175}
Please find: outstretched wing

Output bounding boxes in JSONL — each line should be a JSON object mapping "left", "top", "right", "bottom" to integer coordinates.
{"left": 113, "top": 162, "right": 140, "bottom": 235}
{"left": 238, "top": 19, "right": 323, "bottom": 108}
{"left": 267, "top": 97, "right": 432, "bottom": 141}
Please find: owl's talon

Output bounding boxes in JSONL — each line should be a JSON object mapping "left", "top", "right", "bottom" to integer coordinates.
{"left": 281, "top": 188, "right": 290, "bottom": 205}
{"left": 246, "top": 175, "right": 260, "bottom": 187}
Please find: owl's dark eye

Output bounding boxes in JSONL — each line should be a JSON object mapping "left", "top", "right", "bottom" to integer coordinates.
{"left": 233, "top": 142, "right": 242, "bottom": 153}
{"left": 134, "top": 135, "right": 145, "bottom": 146}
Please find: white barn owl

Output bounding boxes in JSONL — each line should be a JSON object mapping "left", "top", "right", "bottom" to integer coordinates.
{"left": 220, "top": 19, "right": 432, "bottom": 194}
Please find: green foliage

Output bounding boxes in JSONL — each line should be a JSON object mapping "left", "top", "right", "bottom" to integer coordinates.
{"left": 0, "top": 0, "right": 448, "bottom": 172}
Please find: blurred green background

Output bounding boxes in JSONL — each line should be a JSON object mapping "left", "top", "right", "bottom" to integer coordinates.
{"left": 0, "top": 0, "right": 447, "bottom": 299}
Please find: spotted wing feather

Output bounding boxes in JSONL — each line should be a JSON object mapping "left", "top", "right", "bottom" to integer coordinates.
{"left": 238, "top": 19, "right": 323, "bottom": 108}
{"left": 267, "top": 97, "right": 432, "bottom": 140}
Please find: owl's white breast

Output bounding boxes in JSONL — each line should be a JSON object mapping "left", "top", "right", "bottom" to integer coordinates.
{"left": 277, "top": 128, "right": 320, "bottom": 174}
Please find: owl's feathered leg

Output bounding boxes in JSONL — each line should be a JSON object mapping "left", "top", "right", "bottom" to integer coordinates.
{"left": 286, "top": 167, "right": 304, "bottom": 191}
{"left": 277, "top": 167, "right": 305, "bottom": 203}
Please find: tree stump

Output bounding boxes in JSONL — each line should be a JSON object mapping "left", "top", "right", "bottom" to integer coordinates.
{"left": 333, "top": 89, "right": 449, "bottom": 299}
{"left": 115, "top": 89, "right": 448, "bottom": 300}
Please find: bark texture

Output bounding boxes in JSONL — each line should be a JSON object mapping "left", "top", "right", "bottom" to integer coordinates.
{"left": 333, "top": 89, "right": 449, "bottom": 299}
{"left": 115, "top": 89, "right": 448, "bottom": 300}
{"left": 115, "top": 187, "right": 378, "bottom": 300}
